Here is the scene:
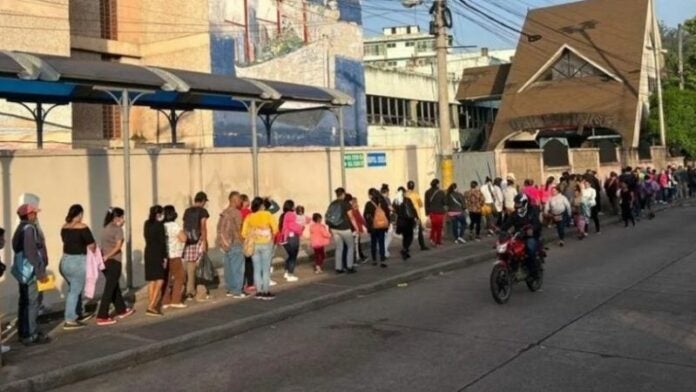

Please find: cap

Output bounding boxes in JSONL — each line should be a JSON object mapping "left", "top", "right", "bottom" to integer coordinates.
{"left": 194, "top": 191, "right": 208, "bottom": 203}
{"left": 17, "top": 204, "right": 40, "bottom": 216}
{"left": 506, "top": 173, "right": 516, "bottom": 181}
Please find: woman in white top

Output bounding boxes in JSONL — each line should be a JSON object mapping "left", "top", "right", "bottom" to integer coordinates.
{"left": 162, "top": 205, "right": 187, "bottom": 309}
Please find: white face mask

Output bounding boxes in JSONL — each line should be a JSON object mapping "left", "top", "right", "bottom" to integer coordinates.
{"left": 157, "top": 215, "right": 164, "bottom": 222}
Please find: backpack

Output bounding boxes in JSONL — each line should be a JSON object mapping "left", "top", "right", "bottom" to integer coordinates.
{"left": 183, "top": 207, "right": 202, "bottom": 245}
{"left": 325, "top": 200, "right": 345, "bottom": 229}
{"left": 372, "top": 202, "right": 390, "bottom": 229}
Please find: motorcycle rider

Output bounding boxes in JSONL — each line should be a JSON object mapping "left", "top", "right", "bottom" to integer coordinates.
{"left": 500, "top": 193, "right": 542, "bottom": 279}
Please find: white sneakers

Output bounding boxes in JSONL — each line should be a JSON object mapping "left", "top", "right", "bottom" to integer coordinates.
{"left": 284, "top": 272, "right": 299, "bottom": 282}
{"left": 455, "top": 237, "right": 467, "bottom": 244}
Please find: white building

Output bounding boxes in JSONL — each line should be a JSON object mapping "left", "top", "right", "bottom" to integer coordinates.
{"left": 363, "top": 25, "right": 514, "bottom": 148}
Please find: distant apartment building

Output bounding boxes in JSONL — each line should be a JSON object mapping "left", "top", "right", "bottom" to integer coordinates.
{"left": 363, "top": 25, "right": 514, "bottom": 149}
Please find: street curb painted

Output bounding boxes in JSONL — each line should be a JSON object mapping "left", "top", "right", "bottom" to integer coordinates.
{"left": 0, "top": 249, "right": 494, "bottom": 392}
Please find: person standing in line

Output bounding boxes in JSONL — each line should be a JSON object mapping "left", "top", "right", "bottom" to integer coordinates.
{"left": 349, "top": 196, "right": 369, "bottom": 264}
{"left": 581, "top": 176, "right": 598, "bottom": 235}
{"left": 325, "top": 188, "right": 358, "bottom": 274}
{"left": 380, "top": 184, "right": 394, "bottom": 258}
{"left": 446, "top": 183, "right": 467, "bottom": 244}
{"left": 393, "top": 187, "right": 417, "bottom": 260}
{"left": 544, "top": 186, "right": 571, "bottom": 247}
{"left": 604, "top": 172, "right": 620, "bottom": 215}
{"left": 13, "top": 204, "right": 51, "bottom": 345}
{"left": 586, "top": 171, "right": 602, "bottom": 234}
{"left": 279, "top": 199, "right": 304, "bottom": 283}
{"left": 242, "top": 197, "right": 279, "bottom": 300}
{"left": 405, "top": 180, "right": 429, "bottom": 251}
{"left": 424, "top": 179, "right": 446, "bottom": 247}
{"left": 240, "top": 194, "right": 254, "bottom": 293}
{"left": 492, "top": 178, "right": 505, "bottom": 228}
{"left": 502, "top": 175, "right": 518, "bottom": 223}
{"left": 60, "top": 204, "right": 96, "bottom": 330}
{"left": 464, "top": 181, "right": 485, "bottom": 241}
{"left": 619, "top": 182, "right": 635, "bottom": 227}
{"left": 162, "top": 205, "right": 187, "bottom": 309}
{"left": 143, "top": 205, "right": 167, "bottom": 316}
{"left": 96, "top": 207, "right": 135, "bottom": 325}
{"left": 217, "top": 191, "right": 247, "bottom": 297}
{"left": 480, "top": 177, "right": 497, "bottom": 235}
{"left": 309, "top": 213, "right": 331, "bottom": 274}
{"left": 363, "top": 188, "right": 390, "bottom": 267}
{"left": 182, "top": 192, "right": 210, "bottom": 300}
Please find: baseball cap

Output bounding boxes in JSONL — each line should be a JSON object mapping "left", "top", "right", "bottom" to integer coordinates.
{"left": 194, "top": 191, "right": 208, "bottom": 203}
{"left": 17, "top": 204, "right": 40, "bottom": 216}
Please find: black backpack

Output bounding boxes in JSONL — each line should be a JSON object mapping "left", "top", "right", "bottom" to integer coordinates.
{"left": 325, "top": 200, "right": 345, "bottom": 229}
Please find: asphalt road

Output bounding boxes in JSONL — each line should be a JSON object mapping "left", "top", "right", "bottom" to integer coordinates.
{"left": 55, "top": 206, "right": 696, "bottom": 392}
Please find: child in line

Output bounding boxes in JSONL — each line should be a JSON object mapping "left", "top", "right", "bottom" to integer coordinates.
{"left": 309, "top": 213, "right": 331, "bottom": 274}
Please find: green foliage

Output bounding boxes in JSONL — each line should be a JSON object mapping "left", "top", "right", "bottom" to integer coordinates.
{"left": 648, "top": 87, "right": 696, "bottom": 157}
{"left": 661, "top": 18, "right": 696, "bottom": 89}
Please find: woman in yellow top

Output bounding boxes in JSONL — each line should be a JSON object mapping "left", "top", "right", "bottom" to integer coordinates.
{"left": 242, "top": 197, "right": 279, "bottom": 300}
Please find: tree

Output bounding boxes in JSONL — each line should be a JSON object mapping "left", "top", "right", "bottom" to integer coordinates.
{"left": 660, "top": 18, "right": 696, "bottom": 89}
{"left": 648, "top": 86, "right": 696, "bottom": 157}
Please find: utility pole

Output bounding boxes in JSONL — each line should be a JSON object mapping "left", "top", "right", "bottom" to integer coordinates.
{"left": 678, "top": 23, "right": 685, "bottom": 91}
{"left": 435, "top": 0, "right": 453, "bottom": 187}
{"left": 650, "top": 0, "right": 666, "bottom": 146}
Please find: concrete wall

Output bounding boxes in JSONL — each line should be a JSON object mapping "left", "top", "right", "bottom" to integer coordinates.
{"left": 498, "top": 150, "right": 544, "bottom": 184}
{"left": 453, "top": 151, "right": 497, "bottom": 186}
{"left": 0, "top": 145, "right": 437, "bottom": 316}
{"left": 570, "top": 148, "right": 601, "bottom": 174}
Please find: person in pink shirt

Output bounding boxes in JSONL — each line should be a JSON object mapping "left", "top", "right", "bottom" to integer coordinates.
{"left": 279, "top": 200, "right": 305, "bottom": 282}
{"left": 522, "top": 179, "right": 541, "bottom": 207}
{"left": 309, "top": 213, "right": 331, "bottom": 274}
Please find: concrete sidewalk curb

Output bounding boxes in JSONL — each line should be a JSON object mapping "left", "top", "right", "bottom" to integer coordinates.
{"left": 0, "top": 249, "right": 495, "bottom": 392}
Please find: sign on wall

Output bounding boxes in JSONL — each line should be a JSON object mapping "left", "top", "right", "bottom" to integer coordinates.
{"left": 344, "top": 153, "right": 365, "bottom": 168}
{"left": 366, "top": 152, "right": 387, "bottom": 167}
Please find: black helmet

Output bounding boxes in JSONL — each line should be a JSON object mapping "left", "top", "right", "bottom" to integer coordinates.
{"left": 513, "top": 193, "right": 529, "bottom": 217}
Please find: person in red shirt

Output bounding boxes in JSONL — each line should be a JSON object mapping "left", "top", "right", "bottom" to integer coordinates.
{"left": 349, "top": 196, "right": 368, "bottom": 263}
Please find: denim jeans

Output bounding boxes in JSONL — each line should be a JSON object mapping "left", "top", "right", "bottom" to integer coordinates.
{"left": 370, "top": 229, "right": 387, "bottom": 262}
{"left": 450, "top": 213, "right": 467, "bottom": 239}
{"left": 252, "top": 243, "right": 274, "bottom": 293}
{"left": 283, "top": 235, "right": 300, "bottom": 274}
{"left": 332, "top": 229, "right": 354, "bottom": 271}
{"left": 60, "top": 254, "right": 86, "bottom": 322}
{"left": 223, "top": 245, "right": 245, "bottom": 295}
{"left": 18, "top": 282, "right": 39, "bottom": 339}
{"left": 525, "top": 237, "right": 540, "bottom": 278}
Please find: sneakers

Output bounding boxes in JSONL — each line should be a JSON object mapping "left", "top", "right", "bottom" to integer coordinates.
{"left": 456, "top": 237, "right": 467, "bottom": 244}
{"left": 335, "top": 269, "right": 346, "bottom": 274}
{"left": 346, "top": 268, "right": 357, "bottom": 274}
{"left": 231, "top": 293, "right": 248, "bottom": 299}
{"left": 63, "top": 321, "right": 86, "bottom": 331}
{"left": 244, "top": 285, "right": 256, "bottom": 293}
{"left": 96, "top": 317, "right": 117, "bottom": 326}
{"left": 261, "top": 292, "right": 276, "bottom": 301}
{"left": 314, "top": 266, "right": 323, "bottom": 274}
{"left": 21, "top": 334, "right": 51, "bottom": 346}
{"left": 196, "top": 295, "right": 211, "bottom": 302}
{"left": 117, "top": 308, "right": 135, "bottom": 319}
{"left": 559, "top": 240, "right": 565, "bottom": 247}
{"left": 146, "top": 309, "right": 164, "bottom": 317}
{"left": 162, "top": 304, "right": 171, "bottom": 310}
{"left": 1, "top": 345, "right": 10, "bottom": 354}
{"left": 255, "top": 293, "right": 265, "bottom": 300}
{"left": 170, "top": 303, "right": 188, "bottom": 309}
{"left": 269, "top": 280, "right": 277, "bottom": 287}
{"left": 77, "top": 312, "right": 95, "bottom": 323}
{"left": 285, "top": 274, "right": 299, "bottom": 282}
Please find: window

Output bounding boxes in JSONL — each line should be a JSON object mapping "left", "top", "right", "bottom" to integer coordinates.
{"left": 386, "top": 61, "right": 397, "bottom": 67}
{"left": 366, "top": 95, "right": 410, "bottom": 126}
{"left": 539, "top": 48, "right": 608, "bottom": 82}
{"left": 415, "top": 40, "right": 434, "bottom": 53}
{"left": 405, "top": 41, "right": 415, "bottom": 47}
{"left": 406, "top": 26, "right": 412, "bottom": 34}
{"left": 391, "top": 27, "right": 397, "bottom": 34}
{"left": 416, "top": 101, "right": 437, "bottom": 127}
{"left": 365, "top": 44, "right": 385, "bottom": 57}
{"left": 386, "top": 43, "right": 396, "bottom": 48}
{"left": 100, "top": 0, "right": 118, "bottom": 40}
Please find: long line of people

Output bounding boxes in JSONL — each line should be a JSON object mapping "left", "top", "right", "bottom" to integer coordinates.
{"left": 2, "top": 164, "right": 689, "bottom": 353}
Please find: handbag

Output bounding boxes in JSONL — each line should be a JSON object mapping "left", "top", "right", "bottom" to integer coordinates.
{"left": 11, "top": 251, "right": 35, "bottom": 284}
{"left": 243, "top": 234, "right": 256, "bottom": 257}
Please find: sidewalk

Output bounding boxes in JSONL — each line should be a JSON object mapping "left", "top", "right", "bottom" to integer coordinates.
{"left": 0, "top": 201, "right": 683, "bottom": 392}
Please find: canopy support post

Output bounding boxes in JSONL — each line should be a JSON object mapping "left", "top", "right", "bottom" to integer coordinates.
{"left": 240, "top": 99, "right": 269, "bottom": 196}
{"left": 157, "top": 108, "right": 190, "bottom": 145}
{"left": 96, "top": 87, "right": 154, "bottom": 289}
{"left": 15, "top": 102, "right": 64, "bottom": 149}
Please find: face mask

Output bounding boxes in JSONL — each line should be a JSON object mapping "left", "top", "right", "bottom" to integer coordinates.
{"left": 157, "top": 216, "right": 164, "bottom": 222}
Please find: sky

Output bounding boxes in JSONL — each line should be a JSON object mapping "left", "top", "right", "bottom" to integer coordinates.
{"left": 362, "top": 0, "right": 696, "bottom": 50}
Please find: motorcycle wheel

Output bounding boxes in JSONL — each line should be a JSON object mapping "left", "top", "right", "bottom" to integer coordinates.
{"left": 526, "top": 265, "right": 544, "bottom": 292}
{"left": 490, "top": 264, "right": 512, "bottom": 304}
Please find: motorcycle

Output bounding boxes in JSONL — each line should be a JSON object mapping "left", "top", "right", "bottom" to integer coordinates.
{"left": 490, "top": 230, "right": 545, "bottom": 304}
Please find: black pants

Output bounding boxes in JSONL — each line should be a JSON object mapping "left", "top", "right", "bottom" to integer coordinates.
{"left": 469, "top": 212, "right": 482, "bottom": 237}
{"left": 401, "top": 224, "right": 414, "bottom": 253}
{"left": 244, "top": 256, "right": 254, "bottom": 286}
{"left": 18, "top": 282, "right": 39, "bottom": 340}
{"left": 417, "top": 223, "right": 427, "bottom": 249}
{"left": 589, "top": 206, "right": 600, "bottom": 233}
{"left": 97, "top": 259, "right": 127, "bottom": 319}
{"left": 370, "top": 229, "right": 387, "bottom": 262}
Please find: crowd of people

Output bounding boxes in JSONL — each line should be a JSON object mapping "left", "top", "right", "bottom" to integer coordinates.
{"left": 1, "top": 163, "right": 690, "bottom": 354}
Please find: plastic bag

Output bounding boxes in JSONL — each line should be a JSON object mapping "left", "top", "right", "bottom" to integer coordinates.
{"left": 195, "top": 253, "right": 219, "bottom": 288}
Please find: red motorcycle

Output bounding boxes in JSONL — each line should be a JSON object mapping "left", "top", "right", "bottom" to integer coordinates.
{"left": 490, "top": 230, "right": 545, "bottom": 304}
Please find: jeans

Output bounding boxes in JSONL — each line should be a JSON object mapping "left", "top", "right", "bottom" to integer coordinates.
{"left": 450, "top": 213, "right": 466, "bottom": 239}
{"left": 429, "top": 213, "right": 445, "bottom": 245}
{"left": 282, "top": 236, "right": 300, "bottom": 274}
{"left": 18, "top": 282, "right": 39, "bottom": 339}
{"left": 525, "top": 237, "right": 540, "bottom": 278}
{"left": 469, "top": 212, "right": 482, "bottom": 237}
{"left": 332, "top": 229, "right": 354, "bottom": 271}
{"left": 370, "top": 229, "right": 387, "bottom": 262}
{"left": 60, "top": 254, "right": 86, "bottom": 322}
{"left": 252, "top": 243, "right": 274, "bottom": 293}
{"left": 223, "top": 245, "right": 245, "bottom": 295}
{"left": 97, "top": 259, "right": 127, "bottom": 319}
{"left": 555, "top": 212, "right": 570, "bottom": 241}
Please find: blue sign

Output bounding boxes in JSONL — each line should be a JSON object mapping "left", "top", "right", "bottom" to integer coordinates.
{"left": 366, "top": 152, "right": 387, "bottom": 167}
